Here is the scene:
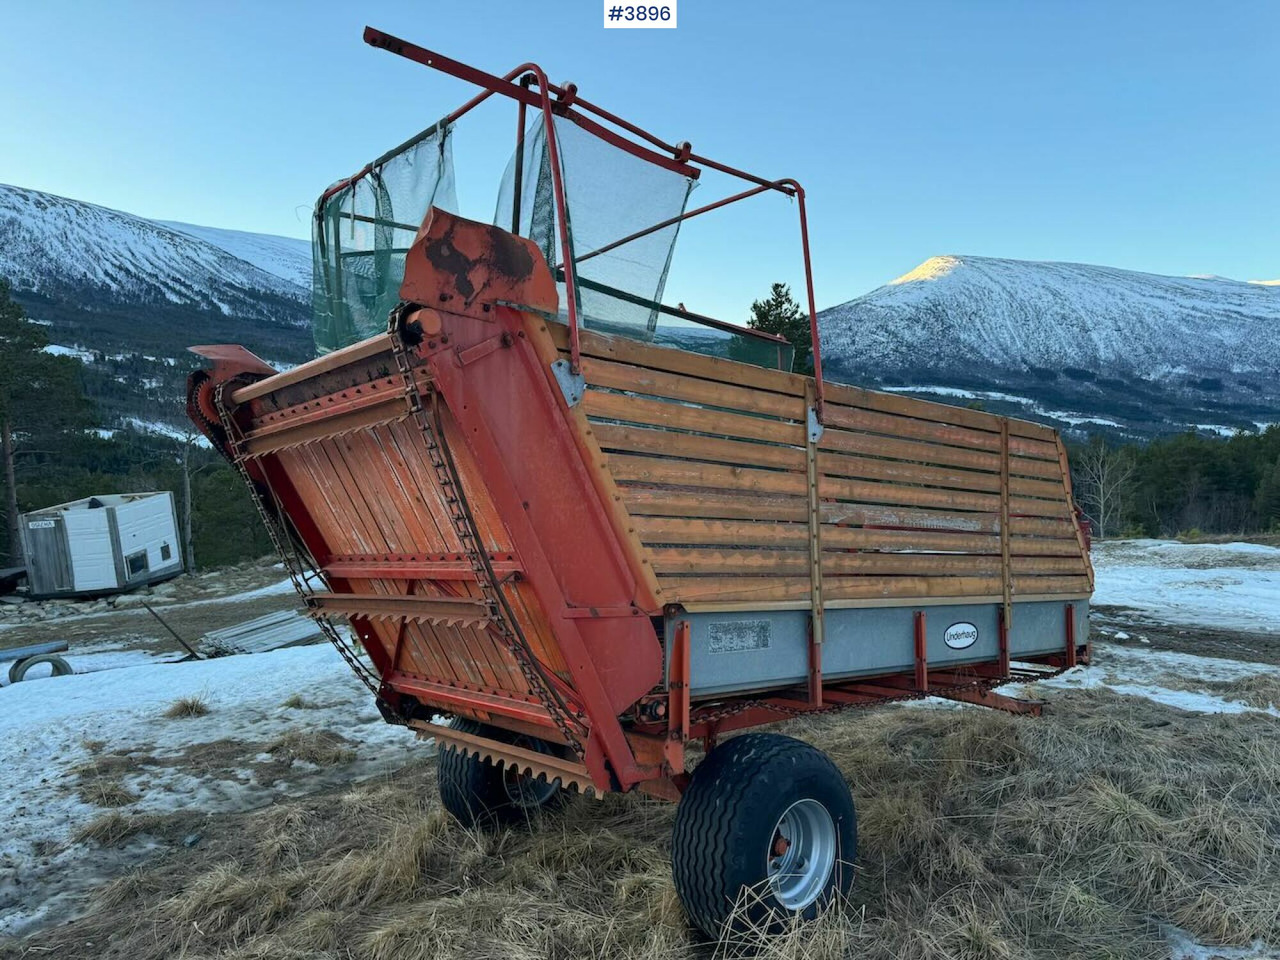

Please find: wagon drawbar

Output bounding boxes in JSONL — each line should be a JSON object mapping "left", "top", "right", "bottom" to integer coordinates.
{"left": 186, "top": 27, "right": 1092, "bottom": 938}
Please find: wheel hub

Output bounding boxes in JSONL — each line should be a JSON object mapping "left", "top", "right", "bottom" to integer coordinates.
{"left": 766, "top": 798, "right": 837, "bottom": 911}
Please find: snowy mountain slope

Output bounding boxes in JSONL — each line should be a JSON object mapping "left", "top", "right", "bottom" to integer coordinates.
{"left": 0, "top": 184, "right": 307, "bottom": 315}
{"left": 819, "top": 255, "right": 1280, "bottom": 379}
{"left": 0, "top": 184, "right": 313, "bottom": 434}
{"left": 818, "top": 255, "right": 1280, "bottom": 437}
{"left": 156, "top": 220, "right": 311, "bottom": 288}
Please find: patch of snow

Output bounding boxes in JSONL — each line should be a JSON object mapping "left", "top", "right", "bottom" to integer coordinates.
{"left": 1196, "top": 423, "right": 1241, "bottom": 437}
{"left": 121, "top": 417, "right": 210, "bottom": 447}
{"left": 0, "top": 642, "right": 418, "bottom": 937}
{"left": 1166, "top": 925, "right": 1274, "bottom": 959}
{"left": 41, "top": 343, "right": 94, "bottom": 363}
{"left": 1032, "top": 645, "right": 1280, "bottom": 717}
{"left": 884, "top": 385, "right": 979, "bottom": 400}
{"left": 1092, "top": 539, "right": 1280, "bottom": 634}
{"left": 1042, "top": 411, "right": 1123, "bottom": 427}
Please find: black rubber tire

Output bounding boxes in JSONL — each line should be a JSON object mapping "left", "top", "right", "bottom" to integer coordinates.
{"left": 9, "top": 654, "right": 73, "bottom": 684}
{"left": 671, "top": 733, "right": 856, "bottom": 939}
{"left": 436, "top": 717, "right": 569, "bottom": 829}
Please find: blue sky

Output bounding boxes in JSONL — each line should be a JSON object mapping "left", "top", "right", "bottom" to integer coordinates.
{"left": 2, "top": 0, "right": 1276, "bottom": 321}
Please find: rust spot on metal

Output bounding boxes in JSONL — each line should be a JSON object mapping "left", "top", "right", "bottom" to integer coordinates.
{"left": 400, "top": 207, "right": 557, "bottom": 316}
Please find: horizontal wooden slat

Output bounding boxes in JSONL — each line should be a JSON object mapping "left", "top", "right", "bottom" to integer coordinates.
{"left": 820, "top": 450, "right": 1003, "bottom": 494}
{"left": 655, "top": 576, "right": 812, "bottom": 603}
{"left": 634, "top": 516, "right": 1085, "bottom": 560}
{"left": 823, "top": 526, "right": 1083, "bottom": 557}
{"left": 820, "top": 502, "right": 1000, "bottom": 533}
{"left": 610, "top": 455, "right": 805, "bottom": 496}
{"left": 826, "top": 576, "right": 1005, "bottom": 601}
{"left": 650, "top": 547, "right": 807, "bottom": 576}
{"left": 614, "top": 457, "right": 1070, "bottom": 518}
{"left": 634, "top": 516, "right": 810, "bottom": 548}
{"left": 824, "top": 402, "right": 1061, "bottom": 462}
{"left": 825, "top": 554, "right": 1081, "bottom": 578}
{"left": 820, "top": 427, "right": 1063, "bottom": 480}
{"left": 621, "top": 488, "right": 809, "bottom": 522}
{"left": 595, "top": 424, "right": 1065, "bottom": 502}
{"left": 820, "top": 475, "right": 1071, "bottom": 519}
{"left": 650, "top": 549, "right": 1086, "bottom": 578}
{"left": 1011, "top": 575, "right": 1093, "bottom": 595}
{"left": 592, "top": 424, "right": 804, "bottom": 472}
{"left": 823, "top": 380, "right": 1059, "bottom": 443}
{"left": 582, "top": 357, "right": 803, "bottom": 419}
{"left": 1008, "top": 515, "right": 1078, "bottom": 538}
{"left": 550, "top": 322, "right": 804, "bottom": 396}
{"left": 582, "top": 391, "right": 805, "bottom": 446}
{"left": 621, "top": 490, "right": 1081, "bottom": 539}
{"left": 660, "top": 574, "right": 1022, "bottom": 604}
{"left": 820, "top": 475, "right": 997, "bottom": 513}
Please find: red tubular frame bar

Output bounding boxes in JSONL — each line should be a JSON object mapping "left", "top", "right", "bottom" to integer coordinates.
{"left": 360, "top": 26, "right": 826, "bottom": 409}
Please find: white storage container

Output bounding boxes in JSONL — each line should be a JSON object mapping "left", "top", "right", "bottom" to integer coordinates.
{"left": 18, "top": 492, "right": 185, "bottom": 598}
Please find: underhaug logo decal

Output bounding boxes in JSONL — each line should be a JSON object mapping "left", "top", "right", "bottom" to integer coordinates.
{"left": 944, "top": 622, "right": 979, "bottom": 650}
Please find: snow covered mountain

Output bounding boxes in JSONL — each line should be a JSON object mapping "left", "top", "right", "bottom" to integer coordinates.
{"left": 156, "top": 220, "right": 311, "bottom": 288}
{"left": 819, "top": 255, "right": 1280, "bottom": 437}
{"left": 0, "top": 184, "right": 308, "bottom": 317}
{"left": 0, "top": 184, "right": 313, "bottom": 435}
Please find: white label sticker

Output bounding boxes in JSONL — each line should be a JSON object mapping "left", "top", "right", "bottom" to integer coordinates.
{"left": 944, "top": 622, "right": 979, "bottom": 650}
{"left": 27, "top": 519, "right": 56, "bottom": 530}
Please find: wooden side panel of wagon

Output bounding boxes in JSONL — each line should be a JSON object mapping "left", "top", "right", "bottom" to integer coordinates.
{"left": 543, "top": 322, "right": 1092, "bottom": 697}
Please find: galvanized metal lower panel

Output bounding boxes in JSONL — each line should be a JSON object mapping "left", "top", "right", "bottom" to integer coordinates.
{"left": 665, "top": 599, "right": 1089, "bottom": 697}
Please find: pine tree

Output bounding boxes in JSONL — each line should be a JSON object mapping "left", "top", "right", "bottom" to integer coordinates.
{"left": 0, "top": 278, "right": 94, "bottom": 561}
{"left": 747, "top": 282, "right": 813, "bottom": 375}
{"left": 1256, "top": 456, "right": 1280, "bottom": 531}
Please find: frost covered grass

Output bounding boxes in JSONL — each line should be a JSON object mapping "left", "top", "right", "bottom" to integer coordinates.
{"left": 7, "top": 686, "right": 1280, "bottom": 960}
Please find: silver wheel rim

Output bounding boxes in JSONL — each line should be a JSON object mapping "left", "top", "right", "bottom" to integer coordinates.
{"left": 766, "top": 798, "right": 837, "bottom": 910}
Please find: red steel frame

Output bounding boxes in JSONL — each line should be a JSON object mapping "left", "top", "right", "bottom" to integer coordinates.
{"left": 359, "top": 27, "right": 827, "bottom": 409}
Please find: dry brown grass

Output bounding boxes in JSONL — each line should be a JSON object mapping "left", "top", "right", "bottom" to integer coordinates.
{"left": 8, "top": 686, "right": 1280, "bottom": 960}
{"left": 76, "top": 778, "right": 139, "bottom": 808}
{"left": 72, "top": 811, "right": 167, "bottom": 846}
{"left": 71, "top": 749, "right": 149, "bottom": 808}
{"left": 164, "top": 694, "right": 211, "bottom": 718}
{"left": 266, "top": 730, "right": 356, "bottom": 766}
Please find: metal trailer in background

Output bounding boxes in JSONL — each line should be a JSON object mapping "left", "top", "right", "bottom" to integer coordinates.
{"left": 18, "top": 492, "right": 185, "bottom": 599}
{"left": 186, "top": 28, "right": 1094, "bottom": 940}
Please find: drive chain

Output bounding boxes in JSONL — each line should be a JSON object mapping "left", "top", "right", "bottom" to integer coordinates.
{"left": 387, "top": 312, "right": 587, "bottom": 757}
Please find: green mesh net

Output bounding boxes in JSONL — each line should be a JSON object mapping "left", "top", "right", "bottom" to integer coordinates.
{"left": 311, "top": 113, "right": 793, "bottom": 372}
{"left": 311, "top": 120, "right": 457, "bottom": 354}
{"left": 494, "top": 116, "right": 794, "bottom": 372}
